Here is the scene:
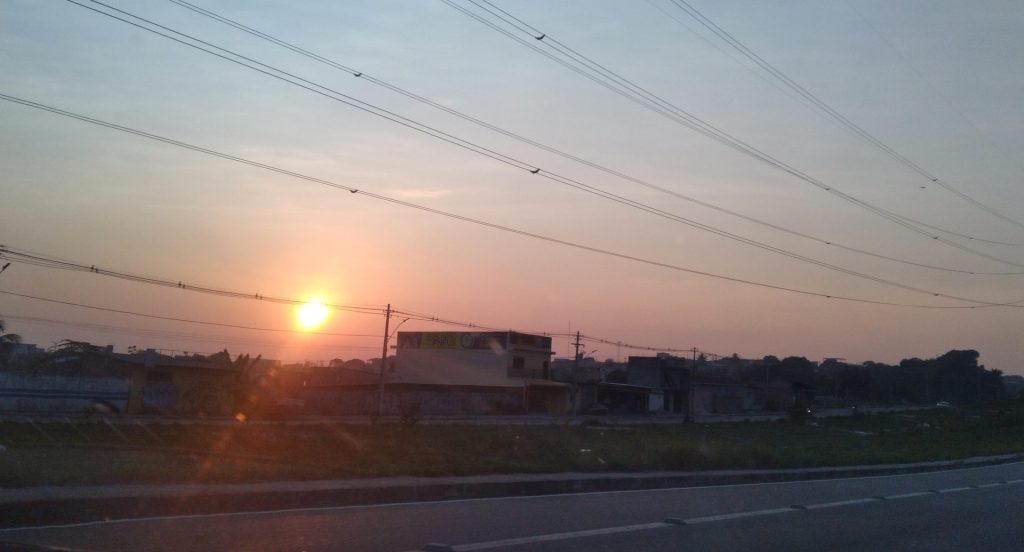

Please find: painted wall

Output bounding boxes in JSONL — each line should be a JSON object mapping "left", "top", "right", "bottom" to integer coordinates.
{"left": 304, "top": 385, "right": 524, "bottom": 416}
{"left": 691, "top": 384, "right": 758, "bottom": 415}
{"left": 0, "top": 372, "right": 129, "bottom": 413}
{"left": 127, "top": 366, "right": 234, "bottom": 416}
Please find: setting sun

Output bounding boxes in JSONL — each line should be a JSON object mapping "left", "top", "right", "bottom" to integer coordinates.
{"left": 296, "top": 299, "right": 329, "bottom": 330}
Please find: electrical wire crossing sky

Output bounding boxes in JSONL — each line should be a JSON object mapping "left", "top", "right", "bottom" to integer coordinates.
{"left": 1, "top": 0, "right": 1023, "bottom": 371}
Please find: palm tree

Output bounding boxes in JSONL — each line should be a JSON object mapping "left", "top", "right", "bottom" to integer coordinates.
{"left": 0, "top": 319, "right": 23, "bottom": 369}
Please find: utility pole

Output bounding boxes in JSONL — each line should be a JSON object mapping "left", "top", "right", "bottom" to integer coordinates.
{"left": 571, "top": 331, "right": 582, "bottom": 417}
{"left": 375, "top": 303, "right": 391, "bottom": 419}
{"left": 688, "top": 347, "right": 698, "bottom": 423}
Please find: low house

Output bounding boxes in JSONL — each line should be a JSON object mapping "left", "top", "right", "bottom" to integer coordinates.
{"left": 125, "top": 350, "right": 239, "bottom": 416}
{"left": 304, "top": 331, "right": 568, "bottom": 416}
{"left": 627, "top": 354, "right": 689, "bottom": 414}
{"left": 756, "top": 380, "right": 816, "bottom": 412}
{"left": 0, "top": 371, "right": 129, "bottom": 413}
{"left": 689, "top": 376, "right": 759, "bottom": 415}
{"left": 1, "top": 345, "right": 249, "bottom": 417}
{"left": 390, "top": 331, "right": 567, "bottom": 415}
{"left": 590, "top": 381, "right": 663, "bottom": 414}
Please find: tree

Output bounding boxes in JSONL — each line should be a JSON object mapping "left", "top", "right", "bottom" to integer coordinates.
{"left": 209, "top": 349, "right": 268, "bottom": 418}
{"left": 774, "top": 356, "right": 816, "bottom": 386}
{"left": 0, "top": 319, "right": 22, "bottom": 369}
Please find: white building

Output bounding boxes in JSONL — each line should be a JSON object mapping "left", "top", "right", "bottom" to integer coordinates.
{"left": 393, "top": 331, "right": 567, "bottom": 414}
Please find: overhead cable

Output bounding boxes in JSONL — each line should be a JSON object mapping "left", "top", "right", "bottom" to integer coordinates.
{"left": 0, "top": 99, "right": 1017, "bottom": 312}
{"left": 45, "top": 3, "right": 1024, "bottom": 297}
{"left": 164, "top": 0, "right": 1024, "bottom": 269}
{"left": 663, "top": 0, "right": 1024, "bottom": 232}
{"left": 443, "top": 0, "right": 1024, "bottom": 258}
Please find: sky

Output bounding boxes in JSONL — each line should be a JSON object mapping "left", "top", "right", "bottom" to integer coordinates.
{"left": 1, "top": 0, "right": 1023, "bottom": 372}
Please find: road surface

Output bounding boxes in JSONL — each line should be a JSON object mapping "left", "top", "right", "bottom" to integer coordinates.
{"left": 3, "top": 461, "right": 1022, "bottom": 551}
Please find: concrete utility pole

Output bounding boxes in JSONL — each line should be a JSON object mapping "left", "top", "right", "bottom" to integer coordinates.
{"left": 571, "top": 331, "right": 582, "bottom": 416}
{"left": 688, "top": 347, "right": 698, "bottom": 423}
{"left": 375, "top": 303, "right": 391, "bottom": 419}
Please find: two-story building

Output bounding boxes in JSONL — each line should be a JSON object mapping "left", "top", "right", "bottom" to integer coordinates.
{"left": 388, "top": 331, "right": 566, "bottom": 415}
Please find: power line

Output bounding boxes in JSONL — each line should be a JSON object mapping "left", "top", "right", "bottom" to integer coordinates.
{"left": 23, "top": 6, "right": 1024, "bottom": 305}
{"left": 662, "top": 0, "right": 1024, "bottom": 231}
{"left": 0, "top": 248, "right": 384, "bottom": 316}
{"left": 579, "top": 333, "right": 723, "bottom": 359}
{"left": 161, "top": 0, "right": 1024, "bottom": 271}
{"left": 443, "top": 0, "right": 1024, "bottom": 259}
{"left": 0, "top": 289, "right": 379, "bottom": 337}
{"left": 0, "top": 289, "right": 724, "bottom": 363}
{"left": 2, "top": 313, "right": 383, "bottom": 352}
{"left": 63, "top": 0, "right": 1024, "bottom": 296}
{"left": 1, "top": 97, "right": 1019, "bottom": 310}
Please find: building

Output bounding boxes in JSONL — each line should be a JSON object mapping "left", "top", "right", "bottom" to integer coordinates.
{"left": 304, "top": 331, "right": 569, "bottom": 417}
{"left": 689, "top": 376, "right": 759, "bottom": 415}
{"left": 126, "top": 350, "right": 240, "bottom": 416}
{"left": 626, "top": 354, "right": 689, "bottom": 414}
{"left": 623, "top": 354, "right": 769, "bottom": 416}
{"left": 0, "top": 345, "right": 258, "bottom": 417}
{"left": 390, "top": 331, "right": 567, "bottom": 415}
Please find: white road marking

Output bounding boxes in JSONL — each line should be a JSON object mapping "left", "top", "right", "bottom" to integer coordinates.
{"left": 685, "top": 507, "right": 796, "bottom": 524}
{"left": 450, "top": 522, "right": 670, "bottom": 551}
{"left": 407, "top": 479, "right": 1024, "bottom": 551}
{"left": 885, "top": 491, "right": 933, "bottom": 499}
{"left": 3, "top": 461, "right": 1021, "bottom": 533}
{"left": 804, "top": 498, "right": 880, "bottom": 510}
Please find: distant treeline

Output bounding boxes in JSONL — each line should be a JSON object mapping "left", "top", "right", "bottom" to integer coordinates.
{"left": 743, "top": 350, "right": 1005, "bottom": 405}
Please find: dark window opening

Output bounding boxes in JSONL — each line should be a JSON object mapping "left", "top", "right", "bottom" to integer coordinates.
{"left": 147, "top": 370, "right": 172, "bottom": 383}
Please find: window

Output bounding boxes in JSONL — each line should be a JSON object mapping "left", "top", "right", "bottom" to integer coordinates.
{"left": 509, "top": 356, "right": 527, "bottom": 377}
{"left": 146, "top": 370, "right": 172, "bottom": 383}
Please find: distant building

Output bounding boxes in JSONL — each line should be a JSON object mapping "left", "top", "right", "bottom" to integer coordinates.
{"left": 548, "top": 357, "right": 617, "bottom": 383}
{"left": 10, "top": 343, "right": 41, "bottom": 357}
{"left": 306, "top": 331, "right": 568, "bottom": 416}
{"left": 622, "top": 354, "right": 786, "bottom": 416}
{"left": 125, "top": 349, "right": 239, "bottom": 416}
{"left": 395, "top": 331, "right": 553, "bottom": 383}
{"left": 0, "top": 345, "right": 264, "bottom": 417}
{"left": 627, "top": 355, "right": 689, "bottom": 414}
{"left": 689, "top": 376, "right": 758, "bottom": 415}
{"left": 389, "top": 331, "right": 566, "bottom": 415}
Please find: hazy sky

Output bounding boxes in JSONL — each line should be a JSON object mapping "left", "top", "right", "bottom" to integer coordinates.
{"left": 2, "top": 0, "right": 1023, "bottom": 372}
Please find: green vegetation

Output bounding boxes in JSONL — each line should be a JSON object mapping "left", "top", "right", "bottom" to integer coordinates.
{"left": 1, "top": 403, "right": 1023, "bottom": 487}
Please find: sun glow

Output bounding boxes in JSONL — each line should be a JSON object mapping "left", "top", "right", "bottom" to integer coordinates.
{"left": 296, "top": 299, "right": 329, "bottom": 330}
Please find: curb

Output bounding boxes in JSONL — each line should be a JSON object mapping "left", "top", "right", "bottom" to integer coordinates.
{"left": 2, "top": 453, "right": 1021, "bottom": 529}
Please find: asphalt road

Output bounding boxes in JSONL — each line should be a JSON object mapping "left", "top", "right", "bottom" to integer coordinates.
{"left": 4, "top": 462, "right": 1023, "bottom": 552}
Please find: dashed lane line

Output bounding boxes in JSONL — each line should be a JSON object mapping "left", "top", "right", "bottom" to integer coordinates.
{"left": 451, "top": 523, "right": 672, "bottom": 551}
{"left": 412, "top": 479, "right": 1023, "bottom": 551}
{"left": 684, "top": 507, "right": 796, "bottom": 524}
{"left": 885, "top": 491, "right": 935, "bottom": 499}
{"left": 6, "top": 462, "right": 1021, "bottom": 534}
{"left": 937, "top": 486, "right": 973, "bottom": 493}
{"left": 804, "top": 497, "right": 880, "bottom": 510}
